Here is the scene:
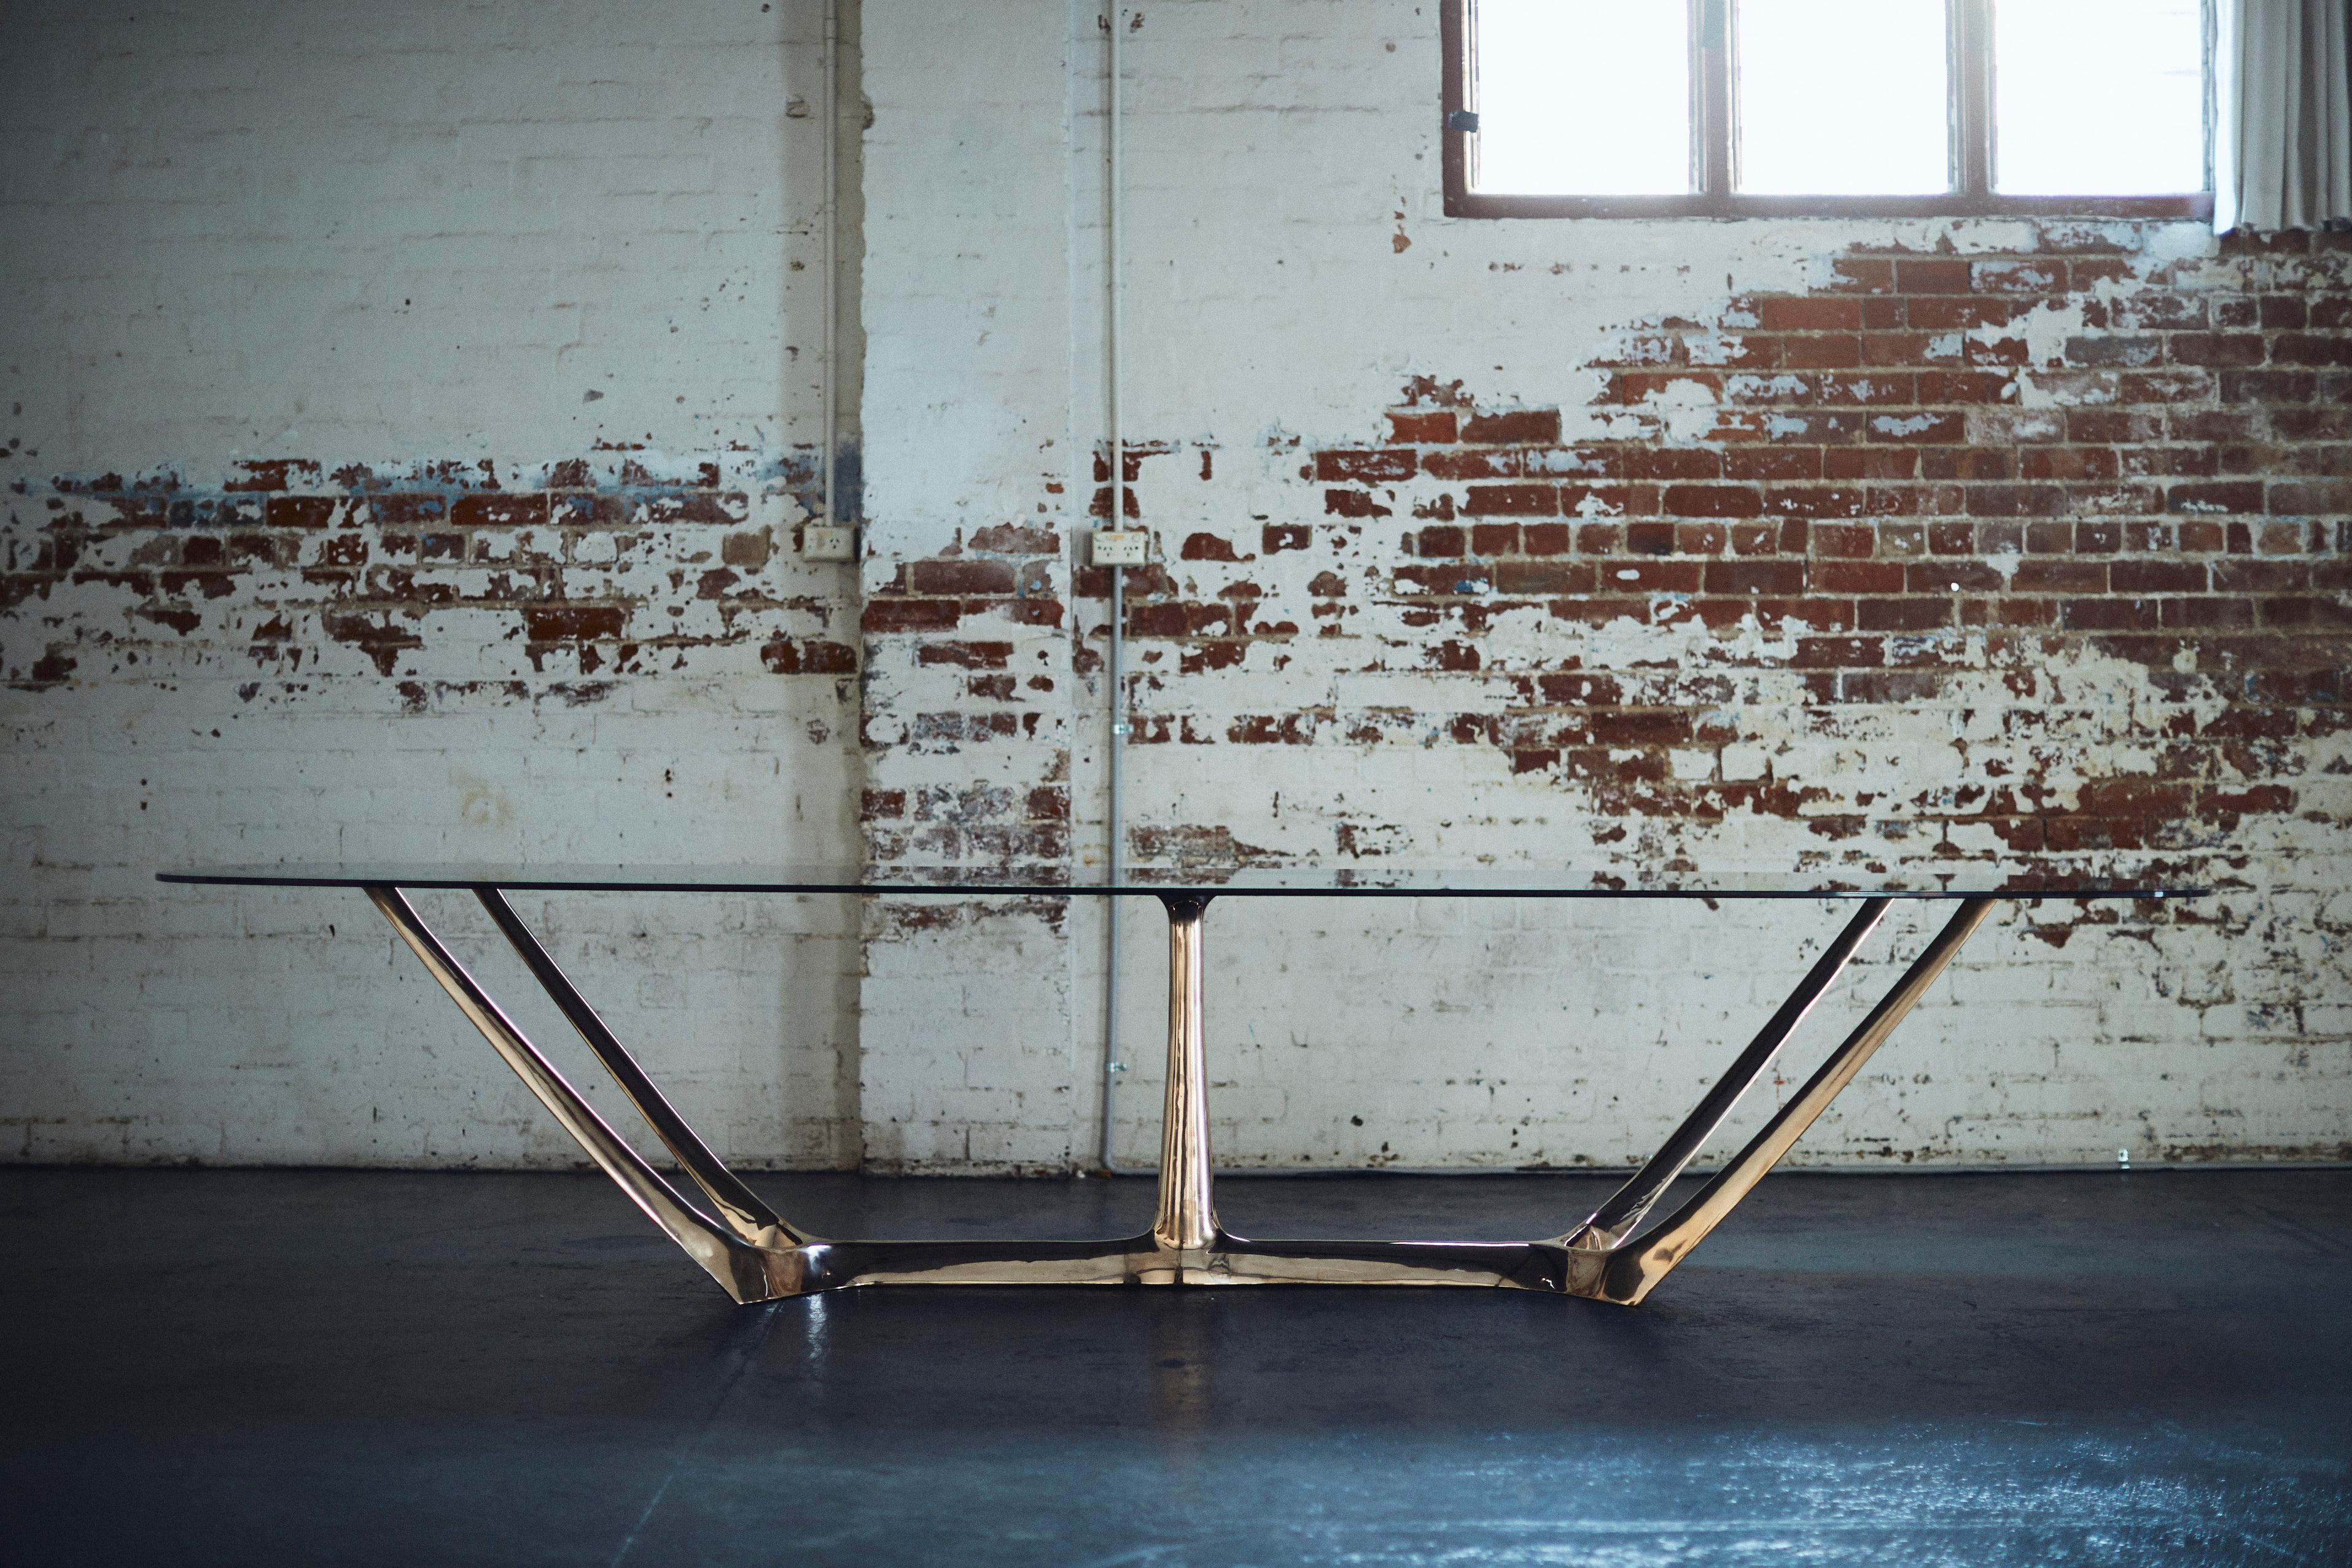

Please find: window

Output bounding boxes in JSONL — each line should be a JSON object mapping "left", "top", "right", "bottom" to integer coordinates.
{"left": 1442, "top": 0, "right": 2214, "bottom": 219}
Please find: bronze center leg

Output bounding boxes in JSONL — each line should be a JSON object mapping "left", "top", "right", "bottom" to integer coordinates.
{"left": 1151, "top": 894, "right": 1219, "bottom": 1258}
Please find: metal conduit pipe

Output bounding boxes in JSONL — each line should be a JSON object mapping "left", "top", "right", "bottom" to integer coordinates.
{"left": 1098, "top": 4, "right": 1145, "bottom": 1176}
{"left": 821, "top": 0, "right": 836, "bottom": 538}
{"left": 1100, "top": 565, "right": 1141, "bottom": 1173}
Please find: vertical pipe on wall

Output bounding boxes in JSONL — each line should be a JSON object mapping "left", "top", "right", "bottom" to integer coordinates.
{"left": 1103, "top": 564, "right": 1129, "bottom": 1173}
{"left": 821, "top": 0, "right": 838, "bottom": 532}
{"left": 1099, "top": 3, "right": 1139, "bottom": 1174}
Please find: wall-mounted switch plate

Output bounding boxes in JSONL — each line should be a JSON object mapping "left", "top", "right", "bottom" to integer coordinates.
{"left": 1091, "top": 529, "right": 1148, "bottom": 566}
{"left": 803, "top": 524, "right": 855, "bottom": 562}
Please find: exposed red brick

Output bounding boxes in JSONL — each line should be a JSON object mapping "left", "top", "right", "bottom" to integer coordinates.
{"left": 521, "top": 604, "right": 626, "bottom": 641}
{"left": 1726, "top": 448, "right": 1823, "bottom": 481}
{"left": 1766, "top": 487, "right": 1865, "bottom": 520}
{"left": 1778, "top": 335, "right": 1864, "bottom": 370}
{"left": 263, "top": 495, "right": 339, "bottom": 529}
{"left": 2168, "top": 482, "right": 2265, "bottom": 515}
{"left": 1388, "top": 411, "right": 1457, "bottom": 443}
{"left": 1662, "top": 485, "right": 1762, "bottom": 518}
{"left": 1793, "top": 636, "right": 1884, "bottom": 667}
{"left": 2271, "top": 480, "right": 2352, "bottom": 514}
{"left": 1754, "top": 296, "right": 1863, "bottom": 331}
{"left": 1602, "top": 559, "right": 1702, "bottom": 594}
{"left": 1829, "top": 257, "right": 1894, "bottom": 293}
{"left": 1674, "top": 521, "right": 1729, "bottom": 555}
{"left": 863, "top": 599, "right": 963, "bottom": 633}
{"left": 761, "top": 637, "right": 857, "bottom": 674}
{"left": 1856, "top": 597, "right": 1953, "bottom": 631}
{"left": 968, "top": 524, "right": 1061, "bottom": 554}
{"left": 1686, "top": 554, "right": 1801, "bottom": 599}
{"left": 1460, "top": 408, "right": 1561, "bottom": 444}
{"left": 2273, "top": 333, "right": 2352, "bottom": 367}
{"left": 1495, "top": 560, "right": 1594, "bottom": 594}
{"left": 1896, "top": 258, "right": 1974, "bottom": 293}
{"left": 906, "top": 559, "right": 1017, "bottom": 596}
{"left": 1325, "top": 489, "right": 1392, "bottom": 518}
{"left": 2110, "top": 561, "right": 2209, "bottom": 594}
{"left": 451, "top": 494, "right": 550, "bottom": 527}
{"left": 916, "top": 640, "right": 1014, "bottom": 669}
{"left": 1812, "top": 559, "right": 1908, "bottom": 594}
{"left": 1623, "top": 448, "right": 1722, "bottom": 480}
{"left": 1906, "top": 297, "right": 2027, "bottom": 331}
{"left": 1462, "top": 484, "right": 1557, "bottom": 516}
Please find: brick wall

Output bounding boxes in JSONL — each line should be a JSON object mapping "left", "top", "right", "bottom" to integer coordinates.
{"left": 6, "top": 0, "right": 2347, "bottom": 1174}
{"left": 1, "top": 0, "right": 868, "bottom": 1166}
{"left": 853, "top": 0, "right": 2351, "bottom": 1173}
{"left": 1285, "top": 238, "right": 2348, "bottom": 848}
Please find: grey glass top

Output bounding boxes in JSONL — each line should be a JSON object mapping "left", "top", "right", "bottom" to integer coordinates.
{"left": 158, "top": 864, "right": 2205, "bottom": 899}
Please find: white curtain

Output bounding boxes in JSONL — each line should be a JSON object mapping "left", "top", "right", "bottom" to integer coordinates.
{"left": 2214, "top": 0, "right": 2352, "bottom": 231}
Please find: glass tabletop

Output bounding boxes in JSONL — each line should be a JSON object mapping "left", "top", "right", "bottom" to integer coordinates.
{"left": 157, "top": 863, "right": 2206, "bottom": 899}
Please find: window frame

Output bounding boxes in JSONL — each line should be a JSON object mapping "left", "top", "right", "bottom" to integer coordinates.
{"left": 1440, "top": 0, "right": 2216, "bottom": 220}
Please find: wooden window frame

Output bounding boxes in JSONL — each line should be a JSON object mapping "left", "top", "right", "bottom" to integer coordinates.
{"left": 1441, "top": 0, "right": 2216, "bottom": 220}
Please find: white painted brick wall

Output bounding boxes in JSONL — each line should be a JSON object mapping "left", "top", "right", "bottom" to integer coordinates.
{"left": 6, "top": 0, "right": 2345, "bottom": 1180}
{"left": 852, "top": 0, "right": 2351, "bottom": 1173}
{"left": 1, "top": 0, "right": 867, "bottom": 1168}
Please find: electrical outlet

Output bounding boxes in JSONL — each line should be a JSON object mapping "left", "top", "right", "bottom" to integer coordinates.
{"left": 802, "top": 524, "right": 855, "bottom": 562}
{"left": 1091, "top": 529, "right": 1148, "bottom": 566}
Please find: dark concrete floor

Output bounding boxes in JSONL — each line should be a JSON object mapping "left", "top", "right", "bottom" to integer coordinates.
{"left": 2, "top": 1168, "right": 2348, "bottom": 1567}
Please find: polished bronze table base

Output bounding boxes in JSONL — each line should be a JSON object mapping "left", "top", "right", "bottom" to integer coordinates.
{"left": 160, "top": 863, "right": 2191, "bottom": 1308}
{"left": 349, "top": 882, "right": 2009, "bottom": 1307}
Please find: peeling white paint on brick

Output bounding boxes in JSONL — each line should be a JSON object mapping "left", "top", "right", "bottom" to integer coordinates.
{"left": 850, "top": 0, "right": 2350, "bottom": 1174}
{"left": 1, "top": 0, "right": 868, "bottom": 1169}
{"left": 3, "top": 0, "right": 2345, "bottom": 1181}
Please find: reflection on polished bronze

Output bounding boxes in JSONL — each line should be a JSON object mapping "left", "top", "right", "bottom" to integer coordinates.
{"left": 359, "top": 880, "right": 2012, "bottom": 1308}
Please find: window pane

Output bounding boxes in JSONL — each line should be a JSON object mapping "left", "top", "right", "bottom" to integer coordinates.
{"left": 1995, "top": 0, "right": 2205, "bottom": 193}
{"left": 1738, "top": 0, "right": 1950, "bottom": 195}
{"left": 1473, "top": 0, "right": 1690, "bottom": 195}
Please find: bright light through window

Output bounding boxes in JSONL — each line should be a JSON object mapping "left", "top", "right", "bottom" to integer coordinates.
{"left": 1473, "top": 0, "right": 1690, "bottom": 195}
{"left": 1453, "top": 0, "right": 2212, "bottom": 211}
{"left": 1738, "top": 0, "right": 1950, "bottom": 194}
{"left": 1995, "top": 0, "right": 2206, "bottom": 193}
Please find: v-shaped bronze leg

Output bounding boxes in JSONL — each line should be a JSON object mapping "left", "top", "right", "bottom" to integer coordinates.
{"left": 1550, "top": 897, "right": 1997, "bottom": 1303}
{"left": 473, "top": 888, "right": 813, "bottom": 1251}
{"left": 365, "top": 885, "right": 801, "bottom": 1303}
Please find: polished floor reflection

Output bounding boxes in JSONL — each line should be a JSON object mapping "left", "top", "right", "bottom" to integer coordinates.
{"left": 4, "top": 1168, "right": 2348, "bottom": 1566}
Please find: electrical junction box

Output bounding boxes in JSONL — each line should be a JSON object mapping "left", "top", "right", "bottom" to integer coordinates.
{"left": 802, "top": 524, "right": 856, "bottom": 562}
{"left": 1091, "top": 530, "right": 1148, "bottom": 567}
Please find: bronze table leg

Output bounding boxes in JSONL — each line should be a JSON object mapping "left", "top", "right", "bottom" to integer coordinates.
{"left": 1550, "top": 897, "right": 1997, "bottom": 1303}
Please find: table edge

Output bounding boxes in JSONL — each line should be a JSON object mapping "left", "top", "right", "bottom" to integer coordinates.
{"left": 154, "top": 871, "right": 2208, "bottom": 900}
